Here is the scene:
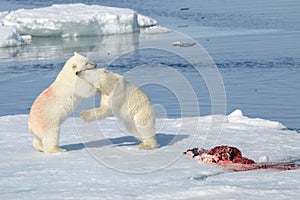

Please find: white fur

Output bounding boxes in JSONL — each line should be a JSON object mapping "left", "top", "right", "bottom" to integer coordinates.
{"left": 28, "top": 52, "right": 97, "bottom": 153}
{"left": 78, "top": 68, "right": 158, "bottom": 150}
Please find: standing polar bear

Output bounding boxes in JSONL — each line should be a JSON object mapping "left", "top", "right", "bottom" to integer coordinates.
{"left": 28, "top": 52, "right": 97, "bottom": 153}
{"left": 78, "top": 68, "right": 158, "bottom": 150}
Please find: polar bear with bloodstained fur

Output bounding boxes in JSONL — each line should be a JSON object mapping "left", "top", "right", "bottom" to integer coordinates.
{"left": 28, "top": 52, "right": 97, "bottom": 153}
{"left": 78, "top": 68, "right": 158, "bottom": 150}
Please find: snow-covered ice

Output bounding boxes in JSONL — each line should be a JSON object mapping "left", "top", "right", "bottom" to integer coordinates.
{"left": 3, "top": 4, "right": 157, "bottom": 37}
{"left": 0, "top": 3, "right": 160, "bottom": 47}
{"left": 0, "top": 11, "right": 8, "bottom": 21}
{"left": 137, "top": 14, "right": 157, "bottom": 28}
{"left": 0, "top": 25, "right": 27, "bottom": 47}
{"left": 0, "top": 110, "right": 299, "bottom": 199}
{"left": 140, "top": 26, "right": 171, "bottom": 34}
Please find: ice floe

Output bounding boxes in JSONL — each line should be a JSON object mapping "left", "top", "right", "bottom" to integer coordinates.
{"left": 3, "top": 4, "right": 157, "bottom": 38}
{"left": 140, "top": 26, "right": 171, "bottom": 34}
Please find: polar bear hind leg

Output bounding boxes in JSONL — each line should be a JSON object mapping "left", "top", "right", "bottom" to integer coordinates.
{"left": 135, "top": 125, "right": 158, "bottom": 150}
{"left": 33, "top": 137, "right": 44, "bottom": 152}
{"left": 139, "top": 136, "right": 158, "bottom": 150}
{"left": 42, "top": 127, "right": 66, "bottom": 153}
{"left": 123, "top": 121, "right": 141, "bottom": 140}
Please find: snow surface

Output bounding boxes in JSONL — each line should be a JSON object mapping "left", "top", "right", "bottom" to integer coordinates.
{"left": 3, "top": 4, "right": 157, "bottom": 38}
{"left": 0, "top": 109, "right": 299, "bottom": 199}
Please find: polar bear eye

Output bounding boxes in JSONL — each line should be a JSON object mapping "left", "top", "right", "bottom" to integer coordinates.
{"left": 72, "top": 64, "right": 77, "bottom": 69}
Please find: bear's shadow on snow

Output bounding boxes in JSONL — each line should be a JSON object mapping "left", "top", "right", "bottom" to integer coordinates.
{"left": 62, "top": 133, "right": 189, "bottom": 151}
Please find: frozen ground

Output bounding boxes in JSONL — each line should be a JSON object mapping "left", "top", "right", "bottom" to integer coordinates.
{"left": 0, "top": 110, "right": 299, "bottom": 199}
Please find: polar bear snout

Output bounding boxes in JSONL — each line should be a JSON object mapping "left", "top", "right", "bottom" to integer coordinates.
{"left": 76, "top": 71, "right": 83, "bottom": 76}
{"left": 76, "top": 70, "right": 86, "bottom": 76}
{"left": 84, "top": 62, "right": 97, "bottom": 71}
{"left": 76, "top": 69, "right": 100, "bottom": 85}
{"left": 76, "top": 63, "right": 97, "bottom": 76}
{"left": 75, "top": 70, "right": 86, "bottom": 76}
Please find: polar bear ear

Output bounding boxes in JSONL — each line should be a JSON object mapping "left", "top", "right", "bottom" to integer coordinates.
{"left": 74, "top": 52, "right": 79, "bottom": 56}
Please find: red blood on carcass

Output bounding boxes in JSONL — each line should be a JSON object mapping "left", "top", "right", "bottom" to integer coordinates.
{"left": 184, "top": 145, "right": 299, "bottom": 172}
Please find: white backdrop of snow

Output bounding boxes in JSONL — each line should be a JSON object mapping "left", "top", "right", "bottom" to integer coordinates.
{"left": 2, "top": 4, "right": 158, "bottom": 38}
{"left": 0, "top": 109, "right": 299, "bottom": 199}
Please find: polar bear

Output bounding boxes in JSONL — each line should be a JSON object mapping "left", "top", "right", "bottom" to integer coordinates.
{"left": 28, "top": 52, "right": 97, "bottom": 153}
{"left": 77, "top": 68, "right": 158, "bottom": 150}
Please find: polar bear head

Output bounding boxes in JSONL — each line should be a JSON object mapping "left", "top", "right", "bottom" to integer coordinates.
{"left": 64, "top": 52, "right": 97, "bottom": 76}
{"left": 77, "top": 68, "right": 122, "bottom": 95}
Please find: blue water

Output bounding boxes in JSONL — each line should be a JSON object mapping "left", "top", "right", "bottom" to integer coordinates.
{"left": 0, "top": 0, "right": 299, "bottom": 131}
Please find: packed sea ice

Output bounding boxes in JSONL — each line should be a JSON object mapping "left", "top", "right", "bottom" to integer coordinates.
{"left": 2, "top": 4, "right": 157, "bottom": 38}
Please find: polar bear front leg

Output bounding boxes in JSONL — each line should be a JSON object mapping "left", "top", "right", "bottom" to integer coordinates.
{"left": 42, "top": 127, "right": 66, "bottom": 153}
{"left": 80, "top": 106, "right": 112, "bottom": 122}
{"left": 135, "top": 125, "right": 158, "bottom": 150}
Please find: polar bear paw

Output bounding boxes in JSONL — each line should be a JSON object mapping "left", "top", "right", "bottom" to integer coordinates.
{"left": 139, "top": 138, "right": 158, "bottom": 150}
{"left": 44, "top": 146, "right": 67, "bottom": 153}
{"left": 33, "top": 137, "right": 44, "bottom": 152}
{"left": 80, "top": 110, "right": 96, "bottom": 122}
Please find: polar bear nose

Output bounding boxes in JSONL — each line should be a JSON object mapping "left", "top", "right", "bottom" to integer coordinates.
{"left": 76, "top": 71, "right": 81, "bottom": 76}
